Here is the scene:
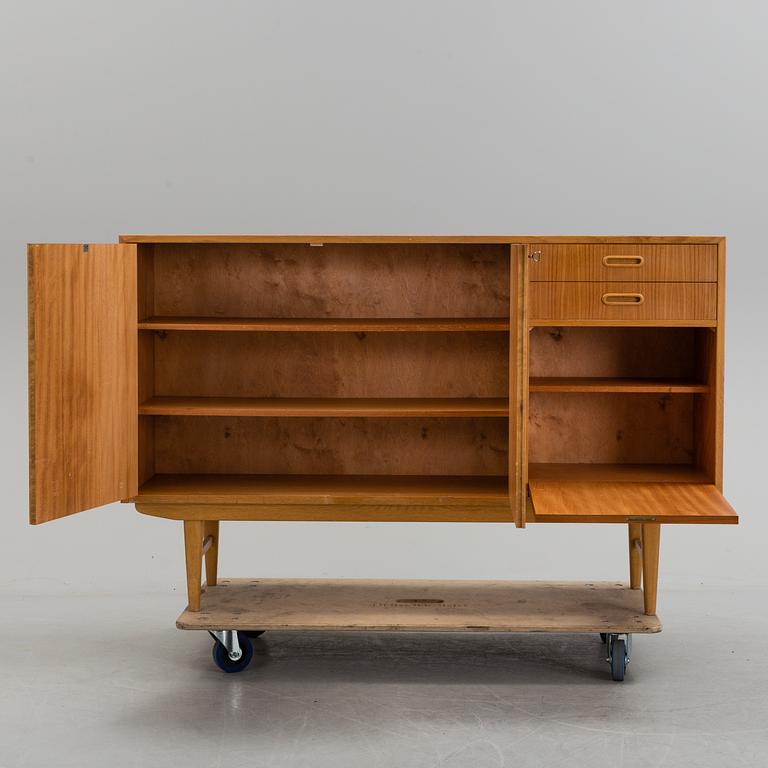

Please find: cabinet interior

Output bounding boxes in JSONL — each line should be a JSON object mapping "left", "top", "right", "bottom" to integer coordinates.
{"left": 136, "top": 242, "right": 721, "bottom": 505}
{"left": 137, "top": 243, "right": 512, "bottom": 498}
{"left": 528, "top": 326, "right": 718, "bottom": 484}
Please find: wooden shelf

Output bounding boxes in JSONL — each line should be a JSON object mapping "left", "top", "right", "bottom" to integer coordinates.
{"left": 139, "top": 396, "right": 509, "bottom": 417}
{"left": 529, "top": 377, "right": 709, "bottom": 394}
{"left": 135, "top": 473, "right": 509, "bottom": 506}
{"left": 138, "top": 316, "right": 510, "bottom": 332}
{"left": 528, "top": 463, "right": 711, "bottom": 484}
{"left": 176, "top": 579, "right": 662, "bottom": 634}
{"left": 529, "top": 320, "right": 718, "bottom": 328}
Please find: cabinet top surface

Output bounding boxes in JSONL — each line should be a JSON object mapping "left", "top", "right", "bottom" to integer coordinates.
{"left": 117, "top": 234, "right": 725, "bottom": 245}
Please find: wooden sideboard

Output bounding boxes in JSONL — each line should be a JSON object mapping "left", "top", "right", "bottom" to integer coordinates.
{"left": 27, "top": 235, "right": 737, "bottom": 678}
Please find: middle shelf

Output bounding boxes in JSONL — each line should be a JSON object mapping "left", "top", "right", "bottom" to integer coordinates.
{"left": 139, "top": 379, "right": 709, "bottom": 418}
{"left": 138, "top": 316, "right": 510, "bottom": 332}
{"left": 138, "top": 397, "right": 510, "bottom": 417}
{"left": 528, "top": 377, "right": 709, "bottom": 393}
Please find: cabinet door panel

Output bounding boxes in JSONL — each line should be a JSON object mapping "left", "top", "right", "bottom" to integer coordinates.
{"left": 28, "top": 244, "right": 138, "bottom": 523}
{"left": 528, "top": 480, "right": 737, "bottom": 524}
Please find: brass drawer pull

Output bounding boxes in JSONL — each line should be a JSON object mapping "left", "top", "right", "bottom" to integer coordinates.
{"left": 602, "top": 255, "right": 644, "bottom": 267}
{"left": 601, "top": 292, "right": 645, "bottom": 305}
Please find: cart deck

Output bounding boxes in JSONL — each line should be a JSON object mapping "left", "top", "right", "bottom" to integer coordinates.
{"left": 177, "top": 578, "right": 661, "bottom": 634}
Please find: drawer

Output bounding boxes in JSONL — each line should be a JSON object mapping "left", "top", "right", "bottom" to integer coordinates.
{"left": 528, "top": 244, "right": 717, "bottom": 282}
{"left": 529, "top": 282, "right": 717, "bottom": 324}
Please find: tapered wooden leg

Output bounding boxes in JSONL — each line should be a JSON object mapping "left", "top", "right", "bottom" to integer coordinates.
{"left": 628, "top": 522, "right": 642, "bottom": 589}
{"left": 184, "top": 520, "right": 204, "bottom": 611}
{"left": 203, "top": 520, "right": 219, "bottom": 588}
{"left": 641, "top": 523, "right": 661, "bottom": 615}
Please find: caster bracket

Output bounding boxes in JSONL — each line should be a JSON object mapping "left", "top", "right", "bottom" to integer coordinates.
{"left": 209, "top": 629, "right": 242, "bottom": 661}
{"left": 605, "top": 632, "right": 632, "bottom": 664}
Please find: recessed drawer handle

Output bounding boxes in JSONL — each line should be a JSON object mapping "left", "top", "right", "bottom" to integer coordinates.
{"left": 601, "top": 292, "right": 645, "bottom": 305}
{"left": 602, "top": 255, "right": 644, "bottom": 267}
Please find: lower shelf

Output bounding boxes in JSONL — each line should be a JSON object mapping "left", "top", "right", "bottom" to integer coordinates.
{"left": 135, "top": 473, "right": 509, "bottom": 506}
{"left": 176, "top": 578, "right": 661, "bottom": 633}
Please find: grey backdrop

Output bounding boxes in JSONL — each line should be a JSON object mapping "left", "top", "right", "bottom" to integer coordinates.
{"left": 1, "top": 0, "right": 765, "bottom": 596}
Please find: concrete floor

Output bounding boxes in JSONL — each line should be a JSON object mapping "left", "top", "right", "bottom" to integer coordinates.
{"left": 0, "top": 587, "right": 766, "bottom": 768}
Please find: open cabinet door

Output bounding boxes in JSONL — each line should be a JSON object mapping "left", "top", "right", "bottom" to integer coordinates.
{"left": 28, "top": 244, "right": 138, "bottom": 523}
{"left": 528, "top": 475, "right": 737, "bottom": 524}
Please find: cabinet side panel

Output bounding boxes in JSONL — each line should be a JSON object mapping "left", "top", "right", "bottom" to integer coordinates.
{"left": 138, "top": 245, "right": 156, "bottom": 485}
{"left": 28, "top": 244, "right": 138, "bottom": 523}
{"left": 695, "top": 241, "right": 725, "bottom": 487}
{"left": 509, "top": 245, "right": 528, "bottom": 526}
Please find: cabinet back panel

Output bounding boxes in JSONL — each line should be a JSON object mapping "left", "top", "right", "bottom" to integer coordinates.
{"left": 151, "top": 331, "right": 508, "bottom": 398}
{"left": 530, "top": 327, "right": 697, "bottom": 378}
{"left": 152, "top": 416, "right": 508, "bottom": 476}
{"left": 149, "top": 243, "right": 510, "bottom": 318}
{"left": 528, "top": 393, "right": 694, "bottom": 464}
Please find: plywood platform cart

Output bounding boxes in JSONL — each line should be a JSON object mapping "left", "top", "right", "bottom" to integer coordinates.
{"left": 27, "top": 235, "right": 737, "bottom": 680}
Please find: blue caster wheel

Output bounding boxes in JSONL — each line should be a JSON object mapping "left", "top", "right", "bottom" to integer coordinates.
{"left": 211, "top": 631, "right": 253, "bottom": 673}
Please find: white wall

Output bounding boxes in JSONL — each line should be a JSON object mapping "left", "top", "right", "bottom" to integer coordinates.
{"left": 1, "top": 0, "right": 765, "bottom": 595}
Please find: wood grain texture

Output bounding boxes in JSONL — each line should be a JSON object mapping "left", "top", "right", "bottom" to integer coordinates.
{"left": 151, "top": 416, "right": 507, "bottom": 476}
{"left": 175, "top": 579, "right": 662, "bottom": 633}
{"left": 138, "top": 246, "right": 156, "bottom": 486}
{"left": 151, "top": 330, "right": 508, "bottom": 398}
{"left": 528, "top": 392, "right": 695, "bottom": 464}
{"left": 139, "top": 396, "right": 508, "bottom": 417}
{"left": 136, "top": 502, "right": 513, "bottom": 522}
{"left": 628, "top": 523, "right": 642, "bottom": 589}
{"left": 641, "top": 524, "right": 661, "bottom": 614}
{"left": 203, "top": 520, "right": 219, "bottom": 587}
{"left": 530, "top": 282, "right": 717, "bottom": 324}
{"left": 136, "top": 474, "right": 509, "bottom": 506}
{"left": 528, "top": 463, "right": 709, "bottom": 483}
{"left": 138, "top": 317, "right": 509, "bottom": 332}
{"left": 118, "top": 233, "right": 724, "bottom": 245}
{"left": 529, "top": 378, "right": 708, "bottom": 394}
{"left": 28, "top": 244, "right": 138, "bottom": 523}
{"left": 528, "top": 244, "right": 717, "bottom": 282}
{"left": 183, "top": 520, "right": 204, "bottom": 611}
{"left": 529, "top": 327, "right": 698, "bottom": 378}
{"left": 694, "top": 241, "right": 726, "bottom": 486}
{"left": 509, "top": 245, "right": 528, "bottom": 527}
{"left": 528, "top": 480, "right": 737, "bottom": 524}
{"left": 694, "top": 327, "right": 720, "bottom": 484}
{"left": 149, "top": 243, "right": 510, "bottom": 319}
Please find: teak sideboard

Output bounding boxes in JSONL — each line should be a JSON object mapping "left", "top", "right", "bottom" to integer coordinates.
{"left": 27, "top": 234, "right": 737, "bottom": 679}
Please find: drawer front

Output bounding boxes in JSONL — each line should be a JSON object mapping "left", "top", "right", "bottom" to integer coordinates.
{"left": 528, "top": 244, "right": 717, "bottom": 282}
{"left": 530, "top": 282, "right": 717, "bottom": 324}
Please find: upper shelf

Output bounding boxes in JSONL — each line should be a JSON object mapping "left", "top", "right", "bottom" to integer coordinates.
{"left": 138, "top": 316, "right": 510, "bottom": 333}
{"left": 529, "top": 377, "right": 709, "bottom": 394}
{"left": 139, "top": 396, "right": 509, "bottom": 417}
